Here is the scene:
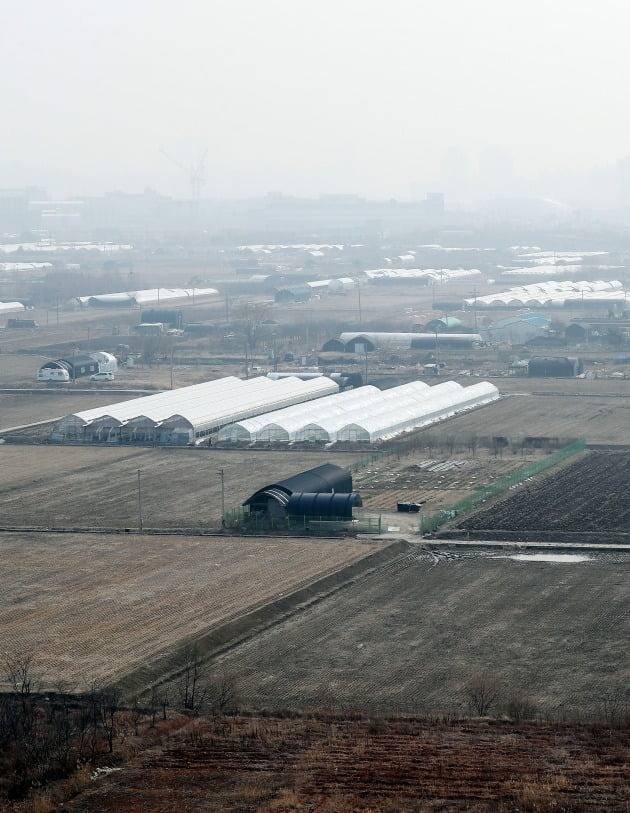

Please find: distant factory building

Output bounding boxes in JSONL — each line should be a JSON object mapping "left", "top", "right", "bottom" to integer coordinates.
{"left": 481, "top": 313, "right": 550, "bottom": 345}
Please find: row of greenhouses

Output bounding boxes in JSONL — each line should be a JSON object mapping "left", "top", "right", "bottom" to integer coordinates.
{"left": 50, "top": 376, "right": 338, "bottom": 445}
{"left": 216, "top": 380, "right": 499, "bottom": 444}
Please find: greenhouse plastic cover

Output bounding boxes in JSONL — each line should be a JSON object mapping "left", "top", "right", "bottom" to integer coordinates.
{"left": 52, "top": 376, "right": 338, "bottom": 441}
{"left": 76, "top": 287, "right": 219, "bottom": 306}
{"left": 467, "top": 280, "right": 623, "bottom": 308}
{"left": 218, "top": 380, "right": 499, "bottom": 444}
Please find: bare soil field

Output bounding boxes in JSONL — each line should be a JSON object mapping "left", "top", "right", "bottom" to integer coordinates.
{"left": 211, "top": 549, "right": 630, "bottom": 717}
{"left": 458, "top": 450, "right": 630, "bottom": 533}
{"left": 430, "top": 391, "right": 630, "bottom": 444}
{"left": 0, "top": 446, "right": 360, "bottom": 528}
{"left": 497, "top": 375, "right": 630, "bottom": 395}
{"left": 0, "top": 532, "right": 381, "bottom": 690}
{"left": 64, "top": 714, "right": 630, "bottom": 813}
{"left": 354, "top": 453, "right": 541, "bottom": 516}
{"left": 0, "top": 391, "right": 140, "bottom": 431}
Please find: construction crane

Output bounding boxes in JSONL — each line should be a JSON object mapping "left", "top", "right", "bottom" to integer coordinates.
{"left": 159, "top": 148, "right": 208, "bottom": 200}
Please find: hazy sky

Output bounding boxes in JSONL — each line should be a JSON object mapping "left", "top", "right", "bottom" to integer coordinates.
{"left": 1, "top": 0, "right": 629, "bottom": 200}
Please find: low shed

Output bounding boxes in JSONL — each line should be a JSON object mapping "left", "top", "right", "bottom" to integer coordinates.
{"left": 528, "top": 356, "right": 583, "bottom": 377}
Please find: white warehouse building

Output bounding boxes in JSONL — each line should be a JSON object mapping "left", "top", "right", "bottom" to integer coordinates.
{"left": 217, "top": 380, "right": 499, "bottom": 444}
{"left": 51, "top": 376, "right": 338, "bottom": 445}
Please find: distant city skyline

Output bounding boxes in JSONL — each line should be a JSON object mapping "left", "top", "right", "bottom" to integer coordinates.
{"left": 2, "top": 1, "right": 630, "bottom": 208}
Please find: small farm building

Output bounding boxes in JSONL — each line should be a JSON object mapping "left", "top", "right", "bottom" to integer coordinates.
{"left": 244, "top": 463, "right": 355, "bottom": 517}
{"left": 528, "top": 356, "right": 583, "bottom": 377}
{"left": 40, "top": 355, "right": 99, "bottom": 380}
{"left": 333, "top": 332, "right": 482, "bottom": 353}
{"left": 140, "top": 309, "right": 183, "bottom": 328}
{"left": 425, "top": 316, "right": 463, "bottom": 332}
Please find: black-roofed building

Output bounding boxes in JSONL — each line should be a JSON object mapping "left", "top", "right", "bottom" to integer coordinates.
{"left": 244, "top": 463, "right": 356, "bottom": 517}
{"left": 44, "top": 355, "right": 99, "bottom": 379}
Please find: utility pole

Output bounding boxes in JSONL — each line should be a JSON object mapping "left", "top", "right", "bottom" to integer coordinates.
{"left": 217, "top": 468, "right": 225, "bottom": 527}
{"left": 357, "top": 282, "right": 362, "bottom": 324}
{"left": 137, "top": 469, "right": 143, "bottom": 532}
{"left": 170, "top": 343, "right": 175, "bottom": 389}
{"left": 435, "top": 329, "right": 440, "bottom": 372}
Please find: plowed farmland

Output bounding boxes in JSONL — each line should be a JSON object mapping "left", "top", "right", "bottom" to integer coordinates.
{"left": 0, "top": 532, "right": 381, "bottom": 690}
{"left": 458, "top": 450, "right": 630, "bottom": 532}
{"left": 211, "top": 549, "right": 630, "bottom": 717}
{"left": 64, "top": 714, "right": 630, "bottom": 812}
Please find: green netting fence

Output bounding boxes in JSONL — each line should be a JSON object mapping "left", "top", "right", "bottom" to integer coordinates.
{"left": 223, "top": 506, "right": 382, "bottom": 535}
{"left": 419, "top": 439, "right": 586, "bottom": 534}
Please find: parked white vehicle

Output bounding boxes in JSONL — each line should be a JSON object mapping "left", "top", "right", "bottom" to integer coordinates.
{"left": 90, "top": 371, "right": 115, "bottom": 382}
{"left": 37, "top": 367, "right": 70, "bottom": 382}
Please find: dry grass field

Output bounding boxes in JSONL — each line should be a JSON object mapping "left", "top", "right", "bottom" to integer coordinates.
{"left": 0, "top": 531, "right": 381, "bottom": 691}
{"left": 0, "top": 446, "right": 360, "bottom": 528}
{"left": 211, "top": 549, "right": 630, "bottom": 717}
{"left": 63, "top": 714, "right": 630, "bottom": 813}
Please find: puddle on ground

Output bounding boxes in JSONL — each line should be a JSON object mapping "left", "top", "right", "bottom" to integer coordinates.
{"left": 509, "top": 553, "right": 591, "bottom": 563}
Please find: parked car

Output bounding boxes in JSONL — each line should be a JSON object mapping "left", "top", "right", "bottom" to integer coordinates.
{"left": 37, "top": 367, "right": 70, "bottom": 382}
{"left": 90, "top": 371, "right": 115, "bottom": 382}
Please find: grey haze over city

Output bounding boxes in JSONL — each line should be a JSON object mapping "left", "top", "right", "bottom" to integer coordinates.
{"left": 2, "top": 0, "right": 630, "bottom": 209}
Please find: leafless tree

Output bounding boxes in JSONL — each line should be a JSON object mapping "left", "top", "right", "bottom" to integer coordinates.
{"left": 504, "top": 690, "right": 537, "bottom": 722}
{"left": 466, "top": 672, "right": 501, "bottom": 716}
{"left": 597, "top": 686, "right": 629, "bottom": 728}
{"left": 178, "top": 645, "right": 207, "bottom": 711}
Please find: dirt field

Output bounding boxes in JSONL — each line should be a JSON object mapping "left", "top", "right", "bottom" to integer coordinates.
{"left": 353, "top": 452, "right": 542, "bottom": 516}
{"left": 0, "top": 446, "right": 361, "bottom": 528}
{"left": 0, "top": 391, "right": 142, "bottom": 431}
{"left": 426, "top": 391, "right": 630, "bottom": 444}
{"left": 458, "top": 451, "right": 630, "bottom": 533}
{"left": 0, "top": 532, "right": 381, "bottom": 690}
{"left": 211, "top": 548, "right": 630, "bottom": 717}
{"left": 64, "top": 714, "right": 630, "bottom": 813}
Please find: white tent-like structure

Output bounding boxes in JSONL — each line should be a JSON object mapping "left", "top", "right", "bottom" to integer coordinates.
{"left": 0, "top": 301, "right": 27, "bottom": 314}
{"left": 217, "top": 380, "right": 499, "bottom": 444}
{"left": 336, "top": 332, "right": 482, "bottom": 352}
{"left": 466, "top": 280, "right": 623, "bottom": 309}
{"left": 362, "top": 268, "right": 482, "bottom": 282}
{"left": 75, "top": 287, "right": 219, "bottom": 307}
{"left": 51, "top": 376, "right": 338, "bottom": 445}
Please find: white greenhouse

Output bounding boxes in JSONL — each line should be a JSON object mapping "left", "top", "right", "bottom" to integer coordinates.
{"left": 217, "top": 380, "right": 500, "bottom": 444}
{"left": 467, "top": 280, "right": 623, "bottom": 309}
{"left": 50, "top": 376, "right": 338, "bottom": 445}
{"left": 75, "top": 287, "right": 219, "bottom": 307}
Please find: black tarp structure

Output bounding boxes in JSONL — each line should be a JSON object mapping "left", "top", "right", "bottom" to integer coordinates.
{"left": 286, "top": 492, "right": 362, "bottom": 519}
{"left": 243, "top": 463, "right": 353, "bottom": 515}
{"left": 528, "top": 356, "right": 583, "bottom": 377}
